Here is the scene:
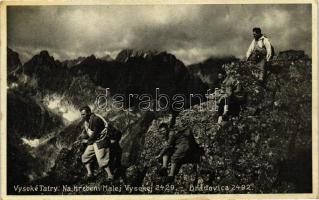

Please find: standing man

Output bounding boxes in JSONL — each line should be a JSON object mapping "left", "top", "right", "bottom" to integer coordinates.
{"left": 79, "top": 106, "right": 114, "bottom": 181}
{"left": 246, "top": 27, "right": 273, "bottom": 82}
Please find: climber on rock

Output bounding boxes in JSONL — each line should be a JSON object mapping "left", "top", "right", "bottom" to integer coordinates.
{"left": 155, "top": 122, "right": 204, "bottom": 183}
{"left": 107, "top": 123, "right": 123, "bottom": 179}
{"left": 78, "top": 106, "right": 114, "bottom": 181}
{"left": 214, "top": 72, "right": 225, "bottom": 89}
{"left": 217, "top": 68, "right": 247, "bottom": 125}
{"left": 246, "top": 27, "right": 274, "bottom": 82}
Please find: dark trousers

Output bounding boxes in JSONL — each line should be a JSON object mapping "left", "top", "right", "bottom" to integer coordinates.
{"left": 218, "top": 96, "right": 245, "bottom": 119}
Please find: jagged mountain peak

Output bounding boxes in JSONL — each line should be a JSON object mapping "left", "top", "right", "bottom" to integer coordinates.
{"left": 99, "top": 54, "right": 114, "bottom": 62}
{"left": 39, "top": 50, "right": 50, "bottom": 57}
{"left": 115, "top": 49, "right": 166, "bottom": 62}
{"left": 79, "top": 54, "right": 98, "bottom": 65}
{"left": 86, "top": 54, "right": 96, "bottom": 60}
{"left": 7, "top": 48, "right": 22, "bottom": 73}
{"left": 61, "top": 56, "right": 87, "bottom": 68}
{"left": 24, "top": 50, "right": 56, "bottom": 68}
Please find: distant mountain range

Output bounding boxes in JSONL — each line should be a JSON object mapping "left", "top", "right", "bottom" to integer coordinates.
{"left": 8, "top": 48, "right": 309, "bottom": 92}
{"left": 8, "top": 48, "right": 210, "bottom": 109}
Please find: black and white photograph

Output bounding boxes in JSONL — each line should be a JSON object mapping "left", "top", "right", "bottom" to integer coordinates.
{"left": 1, "top": 1, "right": 317, "bottom": 197}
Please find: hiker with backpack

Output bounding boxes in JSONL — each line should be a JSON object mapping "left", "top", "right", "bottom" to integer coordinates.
{"left": 246, "top": 27, "right": 274, "bottom": 82}
{"left": 78, "top": 106, "right": 114, "bottom": 181}
{"left": 155, "top": 122, "right": 204, "bottom": 183}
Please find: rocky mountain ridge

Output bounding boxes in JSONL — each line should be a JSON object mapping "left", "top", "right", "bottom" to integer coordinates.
{"left": 9, "top": 48, "right": 208, "bottom": 109}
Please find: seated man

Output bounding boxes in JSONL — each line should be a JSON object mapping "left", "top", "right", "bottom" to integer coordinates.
{"left": 79, "top": 106, "right": 113, "bottom": 181}
{"left": 156, "top": 123, "right": 204, "bottom": 182}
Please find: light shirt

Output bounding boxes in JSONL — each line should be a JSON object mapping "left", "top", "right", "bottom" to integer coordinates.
{"left": 84, "top": 121, "right": 94, "bottom": 137}
{"left": 246, "top": 35, "right": 272, "bottom": 61}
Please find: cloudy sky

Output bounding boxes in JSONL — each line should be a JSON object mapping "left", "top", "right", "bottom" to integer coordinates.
{"left": 8, "top": 4, "right": 312, "bottom": 65}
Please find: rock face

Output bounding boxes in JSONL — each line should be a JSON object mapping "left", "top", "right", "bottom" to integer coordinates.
{"left": 21, "top": 50, "right": 71, "bottom": 94}
{"left": 7, "top": 90, "right": 64, "bottom": 194}
{"left": 7, "top": 90, "right": 64, "bottom": 139}
{"left": 71, "top": 49, "right": 208, "bottom": 108}
{"left": 115, "top": 49, "right": 159, "bottom": 62}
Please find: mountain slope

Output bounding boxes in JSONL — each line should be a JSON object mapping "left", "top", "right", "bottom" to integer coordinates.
{"left": 30, "top": 51, "right": 312, "bottom": 194}
{"left": 7, "top": 49, "right": 312, "bottom": 194}
{"left": 7, "top": 89, "right": 65, "bottom": 194}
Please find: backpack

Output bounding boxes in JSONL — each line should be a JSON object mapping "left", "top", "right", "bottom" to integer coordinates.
{"left": 93, "top": 114, "right": 111, "bottom": 148}
{"left": 262, "top": 37, "right": 275, "bottom": 59}
{"left": 107, "top": 123, "right": 122, "bottom": 142}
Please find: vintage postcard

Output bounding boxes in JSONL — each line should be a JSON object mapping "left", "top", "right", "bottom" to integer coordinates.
{"left": 0, "top": 0, "right": 318, "bottom": 199}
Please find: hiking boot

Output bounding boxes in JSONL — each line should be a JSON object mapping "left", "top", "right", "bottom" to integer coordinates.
{"left": 106, "top": 175, "right": 114, "bottom": 182}
{"left": 158, "top": 167, "right": 168, "bottom": 176}
{"left": 93, "top": 169, "right": 103, "bottom": 177}
{"left": 84, "top": 173, "right": 94, "bottom": 181}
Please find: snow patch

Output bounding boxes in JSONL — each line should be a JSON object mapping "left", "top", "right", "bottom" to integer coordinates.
{"left": 21, "top": 137, "right": 40, "bottom": 148}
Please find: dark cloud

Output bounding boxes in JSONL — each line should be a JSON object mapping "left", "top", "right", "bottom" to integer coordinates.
{"left": 8, "top": 4, "right": 312, "bottom": 65}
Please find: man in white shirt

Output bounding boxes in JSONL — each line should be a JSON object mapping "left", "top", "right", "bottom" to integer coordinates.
{"left": 246, "top": 27, "right": 273, "bottom": 82}
{"left": 79, "top": 106, "right": 114, "bottom": 181}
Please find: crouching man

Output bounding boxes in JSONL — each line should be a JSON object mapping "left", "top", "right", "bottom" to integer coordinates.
{"left": 217, "top": 71, "right": 247, "bottom": 125}
{"left": 155, "top": 123, "right": 204, "bottom": 183}
{"left": 79, "top": 106, "right": 114, "bottom": 181}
